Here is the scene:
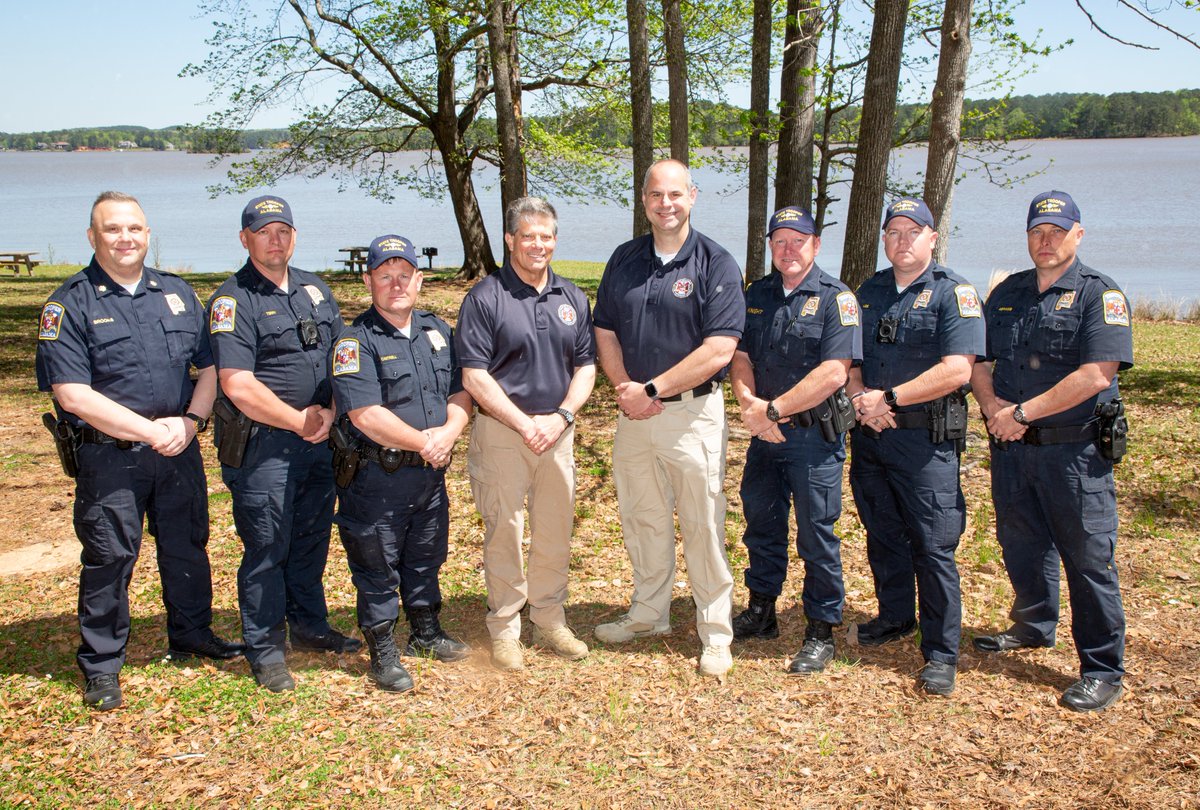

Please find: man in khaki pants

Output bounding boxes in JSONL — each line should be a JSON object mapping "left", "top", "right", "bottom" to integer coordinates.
{"left": 456, "top": 197, "right": 596, "bottom": 671}
{"left": 592, "top": 159, "right": 746, "bottom": 677}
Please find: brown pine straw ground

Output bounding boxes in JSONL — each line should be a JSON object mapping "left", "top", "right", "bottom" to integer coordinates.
{"left": 1, "top": 271, "right": 1197, "bottom": 807}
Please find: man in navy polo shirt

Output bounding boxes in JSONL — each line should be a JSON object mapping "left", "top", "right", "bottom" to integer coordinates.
{"left": 208, "top": 195, "right": 358, "bottom": 694}
{"left": 848, "top": 197, "right": 985, "bottom": 697}
{"left": 331, "top": 234, "right": 472, "bottom": 692}
{"left": 592, "top": 159, "right": 745, "bottom": 678}
{"left": 730, "top": 206, "right": 861, "bottom": 676}
{"left": 36, "top": 191, "right": 243, "bottom": 711}
{"left": 455, "top": 196, "right": 596, "bottom": 672}
{"left": 972, "top": 191, "right": 1133, "bottom": 712}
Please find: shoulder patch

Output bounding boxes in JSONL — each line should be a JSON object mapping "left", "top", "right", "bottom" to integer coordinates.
{"left": 1102, "top": 290, "right": 1130, "bottom": 326}
{"left": 333, "top": 338, "right": 361, "bottom": 375}
{"left": 836, "top": 291, "right": 859, "bottom": 326}
{"left": 954, "top": 285, "right": 982, "bottom": 318}
{"left": 39, "top": 302, "right": 65, "bottom": 341}
{"left": 210, "top": 296, "right": 237, "bottom": 333}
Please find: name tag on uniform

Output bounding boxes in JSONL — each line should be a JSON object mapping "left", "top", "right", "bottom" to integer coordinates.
{"left": 426, "top": 329, "right": 447, "bottom": 351}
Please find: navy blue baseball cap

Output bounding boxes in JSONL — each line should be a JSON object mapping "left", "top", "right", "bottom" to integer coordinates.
{"left": 367, "top": 234, "right": 419, "bottom": 271}
{"left": 882, "top": 197, "right": 935, "bottom": 230}
{"left": 767, "top": 206, "right": 817, "bottom": 236}
{"left": 241, "top": 195, "right": 294, "bottom": 231}
{"left": 1027, "top": 191, "right": 1081, "bottom": 230}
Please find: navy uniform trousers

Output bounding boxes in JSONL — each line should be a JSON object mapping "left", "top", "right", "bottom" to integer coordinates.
{"left": 222, "top": 427, "right": 335, "bottom": 666}
{"left": 990, "top": 438, "right": 1124, "bottom": 681}
{"left": 74, "top": 441, "right": 212, "bottom": 677}
{"left": 335, "top": 462, "right": 449, "bottom": 628}
{"left": 850, "top": 426, "right": 964, "bottom": 664}
{"left": 740, "top": 423, "right": 845, "bottom": 625}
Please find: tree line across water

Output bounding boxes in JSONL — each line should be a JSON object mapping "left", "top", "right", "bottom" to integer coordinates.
{"left": 4, "top": 89, "right": 1199, "bottom": 154}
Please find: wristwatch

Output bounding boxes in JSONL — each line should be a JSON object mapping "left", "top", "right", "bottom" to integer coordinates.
{"left": 1013, "top": 404, "right": 1030, "bottom": 425}
{"left": 883, "top": 389, "right": 899, "bottom": 409}
{"left": 766, "top": 401, "right": 782, "bottom": 423}
{"left": 555, "top": 408, "right": 575, "bottom": 426}
{"left": 185, "top": 412, "right": 209, "bottom": 433}
{"left": 643, "top": 380, "right": 660, "bottom": 400}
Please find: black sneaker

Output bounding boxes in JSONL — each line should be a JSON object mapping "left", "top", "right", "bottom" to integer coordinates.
{"left": 787, "top": 637, "right": 836, "bottom": 675}
{"left": 918, "top": 661, "right": 956, "bottom": 696}
{"left": 83, "top": 673, "right": 122, "bottom": 711}
{"left": 855, "top": 616, "right": 917, "bottom": 647}
{"left": 290, "top": 628, "right": 363, "bottom": 654}
{"left": 251, "top": 662, "right": 296, "bottom": 693}
{"left": 1060, "top": 677, "right": 1123, "bottom": 712}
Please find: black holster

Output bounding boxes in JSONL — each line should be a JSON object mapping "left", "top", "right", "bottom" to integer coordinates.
{"left": 329, "top": 416, "right": 363, "bottom": 488}
{"left": 212, "top": 398, "right": 253, "bottom": 468}
{"left": 42, "top": 412, "right": 80, "bottom": 478}
{"left": 929, "top": 388, "right": 969, "bottom": 454}
{"left": 798, "top": 387, "right": 856, "bottom": 442}
{"left": 1096, "top": 397, "right": 1128, "bottom": 463}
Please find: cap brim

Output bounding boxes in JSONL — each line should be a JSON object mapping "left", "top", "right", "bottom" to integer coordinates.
{"left": 1026, "top": 215, "right": 1078, "bottom": 230}
{"left": 248, "top": 215, "right": 294, "bottom": 231}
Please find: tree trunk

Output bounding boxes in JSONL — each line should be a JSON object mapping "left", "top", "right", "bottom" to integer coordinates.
{"left": 840, "top": 0, "right": 909, "bottom": 290}
{"left": 627, "top": 0, "right": 654, "bottom": 238}
{"left": 488, "top": 0, "right": 527, "bottom": 229}
{"left": 745, "top": 0, "right": 772, "bottom": 282}
{"left": 663, "top": 0, "right": 689, "bottom": 162}
{"left": 775, "top": 0, "right": 822, "bottom": 212}
{"left": 924, "top": 0, "right": 972, "bottom": 265}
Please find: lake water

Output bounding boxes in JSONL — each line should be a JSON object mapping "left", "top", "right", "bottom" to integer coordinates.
{"left": 2, "top": 136, "right": 1198, "bottom": 302}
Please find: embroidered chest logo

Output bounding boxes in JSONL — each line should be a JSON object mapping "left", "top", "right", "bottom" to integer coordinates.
{"left": 39, "top": 302, "right": 65, "bottom": 341}
{"left": 557, "top": 304, "right": 578, "bottom": 325}
{"left": 836, "top": 291, "right": 859, "bottom": 326}
{"left": 425, "top": 329, "right": 447, "bottom": 352}
{"left": 955, "top": 285, "right": 982, "bottom": 318}
{"left": 912, "top": 290, "right": 932, "bottom": 310}
{"left": 1103, "top": 290, "right": 1129, "bottom": 326}
{"left": 333, "top": 338, "right": 360, "bottom": 376}
{"left": 1055, "top": 291, "right": 1076, "bottom": 311}
{"left": 672, "top": 278, "right": 694, "bottom": 299}
{"left": 304, "top": 285, "right": 325, "bottom": 306}
{"left": 210, "top": 296, "right": 237, "bottom": 333}
{"left": 800, "top": 296, "right": 820, "bottom": 317}
{"left": 164, "top": 293, "right": 186, "bottom": 315}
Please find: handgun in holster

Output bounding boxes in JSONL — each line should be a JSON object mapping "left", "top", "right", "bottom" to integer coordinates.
{"left": 212, "top": 397, "right": 253, "bottom": 468}
{"left": 329, "top": 415, "right": 363, "bottom": 488}
{"left": 812, "top": 387, "right": 856, "bottom": 442}
{"left": 928, "top": 388, "right": 969, "bottom": 454}
{"left": 1096, "top": 397, "right": 1128, "bottom": 463}
{"left": 42, "top": 412, "right": 80, "bottom": 478}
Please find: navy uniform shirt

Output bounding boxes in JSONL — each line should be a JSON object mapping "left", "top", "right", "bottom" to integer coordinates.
{"left": 739, "top": 265, "right": 862, "bottom": 400}
{"left": 207, "top": 260, "right": 343, "bottom": 409}
{"left": 36, "top": 259, "right": 211, "bottom": 425}
{"left": 593, "top": 228, "right": 745, "bottom": 382}
{"left": 857, "top": 262, "right": 986, "bottom": 414}
{"left": 983, "top": 258, "right": 1133, "bottom": 427}
{"left": 331, "top": 307, "right": 462, "bottom": 438}
{"left": 455, "top": 262, "right": 595, "bottom": 415}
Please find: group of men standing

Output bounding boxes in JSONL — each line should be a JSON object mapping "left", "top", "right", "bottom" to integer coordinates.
{"left": 36, "top": 161, "right": 1132, "bottom": 715}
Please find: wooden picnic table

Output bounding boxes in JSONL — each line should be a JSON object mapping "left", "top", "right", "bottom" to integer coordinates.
{"left": 0, "top": 251, "right": 41, "bottom": 276}
{"left": 338, "top": 246, "right": 369, "bottom": 274}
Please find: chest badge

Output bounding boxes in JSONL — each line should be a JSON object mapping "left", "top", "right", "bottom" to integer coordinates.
{"left": 39, "top": 302, "right": 65, "bottom": 341}
{"left": 672, "top": 278, "right": 694, "bottom": 299}
{"left": 333, "top": 338, "right": 360, "bottom": 376}
{"left": 913, "top": 289, "right": 932, "bottom": 309}
{"left": 425, "top": 328, "right": 447, "bottom": 351}
{"left": 164, "top": 293, "right": 187, "bottom": 315}
{"left": 1055, "top": 291, "right": 1076, "bottom": 311}
{"left": 955, "top": 285, "right": 982, "bottom": 318}
{"left": 1103, "top": 290, "right": 1129, "bottom": 326}
{"left": 557, "top": 304, "right": 578, "bottom": 325}
{"left": 210, "top": 296, "right": 237, "bottom": 333}
{"left": 800, "top": 296, "right": 820, "bottom": 317}
{"left": 304, "top": 285, "right": 325, "bottom": 306}
{"left": 836, "top": 291, "right": 859, "bottom": 326}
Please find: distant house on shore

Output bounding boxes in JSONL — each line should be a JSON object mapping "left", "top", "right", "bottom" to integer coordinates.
{"left": 117, "top": 140, "right": 137, "bottom": 149}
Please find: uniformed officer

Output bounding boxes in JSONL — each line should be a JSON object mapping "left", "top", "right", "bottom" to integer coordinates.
{"left": 455, "top": 196, "right": 596, "bottom": 671}
{"left": 331, "top": 235, "right": 472, "bottom": 692}
{"left": 730, "top": 206, "right": 862, "bottom": 675}
{"left": 592, "top": 159, "right": 745, "bottom": 678}
{"left": 971, "top": 191, "right": 1132, "bottom": 712}
{"left": 208, "top": 195, "right": 359, "bottom": 694}
{"left": 36, "top": 191, "right": 243, "bottom": 711}
{"left": 847, "top": 197, "right": 985, "bottom": 696}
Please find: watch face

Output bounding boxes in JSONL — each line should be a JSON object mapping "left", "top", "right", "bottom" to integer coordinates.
{"left": 767, "top": 403, "right": 780, "bottom": 422}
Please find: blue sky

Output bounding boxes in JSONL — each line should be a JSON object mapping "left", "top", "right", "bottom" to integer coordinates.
{"left": 3, "top": 1, "right": 1199, "bottom": 132}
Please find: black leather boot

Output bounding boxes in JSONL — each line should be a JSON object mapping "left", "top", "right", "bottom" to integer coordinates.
{"left": 404, "top": 604, "right": 471, "bottom": 662}
{"left": 732, "top": 591, "right": 779, "bottom": 640}
{"left": 361, "top": 621, "right": 414, "bottom": 692}
{"left": 787, "top": 618, "right": 835, "bottom": 675}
